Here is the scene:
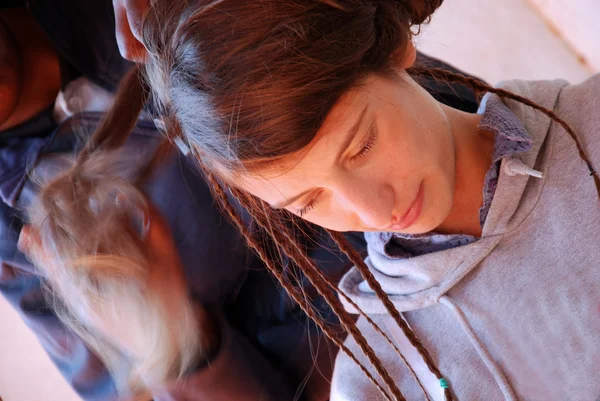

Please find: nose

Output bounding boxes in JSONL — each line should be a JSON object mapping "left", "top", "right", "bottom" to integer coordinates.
{"left": 333, "top": 178, "right": 394, "bottom": 229}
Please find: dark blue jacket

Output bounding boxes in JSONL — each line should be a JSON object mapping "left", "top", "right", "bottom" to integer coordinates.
{"left": 0, "top": 112, "right": 359, "bottom": 400}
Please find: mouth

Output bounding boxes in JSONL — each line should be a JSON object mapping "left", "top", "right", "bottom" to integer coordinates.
{"left": 385, "top": 181, "right": 424, "bottom": 231}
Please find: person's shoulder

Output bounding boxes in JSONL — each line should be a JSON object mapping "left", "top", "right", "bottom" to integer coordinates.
{"left": 557, "top": 73, "right": 600, "bottom": 108}
{"left": 555, "top": 73, "right": 600, "bottom": 134}
{"left": 551, "top": 73, "right": 600, "bottom": 167}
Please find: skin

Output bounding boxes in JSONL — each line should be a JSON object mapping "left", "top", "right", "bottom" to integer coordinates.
{"left": 107, "top": 3, "right": 495, "bottom": 237}
{"left": 238, "top": 47, "right": 494, "bottom": 237}
{"left": 113, "top": 0, "right": 149, "bottom": 62}
{"left": 0, "top": 9, "right": 60, "bottom": 131}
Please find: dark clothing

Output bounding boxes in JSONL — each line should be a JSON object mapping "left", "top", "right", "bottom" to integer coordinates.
{"left": 0, "top": 113, "right": 357, "bottom": 400}
{"left": 26, "top": 0, "right": 134, "bottom": 92}
{"left": 415, "top": 52, "right": 483, "bottom": 113}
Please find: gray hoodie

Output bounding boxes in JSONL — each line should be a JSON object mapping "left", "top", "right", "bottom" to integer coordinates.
{"left": 331, "top": 74, "right": 600, "bottom": 401}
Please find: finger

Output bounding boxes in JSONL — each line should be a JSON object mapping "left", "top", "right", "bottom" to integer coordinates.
{"left": 113, "top": 1, "right": 129, "bottom": 57}
{"left": 124, "top": 0, "right": 150, "bottom": 42}
{"left": 18, "top": 225, "right": 49, "bottom": 266}
{"left": 141, "top": 203, "right": 176, "bottom": 252}
{"left": 113, "top": 1, "right": 147, "bottom": 62}
{"left": 17, "top": 225, "right": 31, "bottom": 253}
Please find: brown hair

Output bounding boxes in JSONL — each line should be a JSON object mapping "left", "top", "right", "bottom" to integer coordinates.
{"left": 137, "top": 1, "right": 461, "bottom": 399}
{"left": 137, "top": 0, "right": 599, "bottom": 399}
{"left": 33, "top": 0, "right": 600, "bottom": 400}
{"left": 141, "top": 0, "right": 446, "bottom": 171}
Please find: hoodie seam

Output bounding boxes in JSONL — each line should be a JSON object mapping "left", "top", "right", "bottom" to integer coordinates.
{"left": 489, "top": 84, "right": 564, "bottom": 241}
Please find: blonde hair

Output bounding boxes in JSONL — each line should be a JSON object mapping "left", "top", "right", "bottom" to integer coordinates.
{"left": 25, "top": 144, "right": 203, "bottom": 399}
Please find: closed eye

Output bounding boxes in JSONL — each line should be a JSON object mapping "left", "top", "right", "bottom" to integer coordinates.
{"left": 296, "top": 197, "right": 318, "bottom": 217}
{"left": 295, "top": 123, "right": 377, "bottom": 218}
{"left": 351, "top": 124, "right": 377, "bottom": 162}
{"left": 295, "top": 125, "right": 377, "bottom": 217}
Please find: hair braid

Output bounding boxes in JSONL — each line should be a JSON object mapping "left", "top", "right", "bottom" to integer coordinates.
{"left": 272, "top": 219, "right": 433, "bottom": 400}
{"left": 328, "top": 229, "right": 454, "bottom": 401}
{"left": 199, "top": 169, "right": 395, "bottom": 400}
{"left": 228, "top": 186, "right": 406, "bottom": 400}
{"left": 412, "top": 67, "right": 600, "bottom": 198}
{"left": 75, "top": 67, "right": 149, "bottom": 166}
{"left": 247, "top": 203, "right": 433, "bottom": 400}
{"left": 228, "top": 189, "right": 427, "bottom": 401}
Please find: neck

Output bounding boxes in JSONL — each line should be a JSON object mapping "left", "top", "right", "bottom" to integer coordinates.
{"left": 0, "top": 9, "right": 60, "bottom": 131}
{"left": 436, "top": 104, "right": 494, "bottom": 237}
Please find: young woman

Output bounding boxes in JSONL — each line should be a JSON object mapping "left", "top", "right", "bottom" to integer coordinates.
{"left": 22, "top": 1, "right": 600, "bottom": 401}
{"left": 114, "top": 1, "right": 598, "bottom": 400}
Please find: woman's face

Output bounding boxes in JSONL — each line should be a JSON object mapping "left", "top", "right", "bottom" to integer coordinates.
{"left": 238, "top": 72, "right": 459, "bottom": 234}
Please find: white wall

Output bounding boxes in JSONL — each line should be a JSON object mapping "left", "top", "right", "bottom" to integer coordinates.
{"left": 416, "top": 0, "right": 595, "bottom": 84}
{"left": 0, "top": 295, "right": 82, "bottom": 401}
{"left": 528, "top": 0, "right": 600, "bottom": 72}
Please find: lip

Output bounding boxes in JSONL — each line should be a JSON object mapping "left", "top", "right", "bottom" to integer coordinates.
{"left": 386, "top": 182, "right": 424, "bottom": 231}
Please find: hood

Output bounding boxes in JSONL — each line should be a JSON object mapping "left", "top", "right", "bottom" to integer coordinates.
{"left": 339, "top": 78, "right": 570, "bottom": 315}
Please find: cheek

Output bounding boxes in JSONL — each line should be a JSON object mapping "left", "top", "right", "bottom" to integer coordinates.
{"left": 410, "top": 120, "right": 456, "bottom": 232}
{"left": 379, "top": 103, "right": 440, "bottom": 182}
{"left": 400, "top": 102, "right": 455, "bottom": 190}
{"left": 381, "top": 102, "right": 455, "bottom": 233}
{"left": 300, "top": 207, "right": 354, "bottom": 232}
{"left": 379, "top": 118, "right": 425, "bottom": 184}
{"left": 411, "top": 173, "right": 454, "bottom": 233}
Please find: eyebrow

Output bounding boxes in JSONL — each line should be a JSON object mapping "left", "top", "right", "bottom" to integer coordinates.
{"left": 336, "top": 104, "right": 369, "bottom": 162}
{"left": 272, "top": 104, "right": 369, "bottom": 210}
{"left": 272, "top": 189, "right": 314, "bottom": 209}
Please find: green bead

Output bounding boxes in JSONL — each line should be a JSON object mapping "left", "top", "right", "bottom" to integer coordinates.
{"left": 439, "top": 378, "right": 449, "bottom": 389}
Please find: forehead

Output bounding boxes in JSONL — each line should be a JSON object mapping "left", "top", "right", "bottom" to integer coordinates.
{"left": 233, "top": 81, "right": 378, "bottom": 205}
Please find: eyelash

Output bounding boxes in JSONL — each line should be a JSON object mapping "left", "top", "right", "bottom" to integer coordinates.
{"left": 351, "top": 126, "right": 377, "bottom": 161}
{"left": 297, "top": 198, "right": 317, "bottom": 217}
{"left": 295, "top": 127, "right": 377, "bottom": 217}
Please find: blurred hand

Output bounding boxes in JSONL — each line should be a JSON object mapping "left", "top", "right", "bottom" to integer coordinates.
{"left": 113, "top": 0, "right": 149, "bottom": 62}
{"left": 18, "top": 200, "right": 182, "bottom": 280}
